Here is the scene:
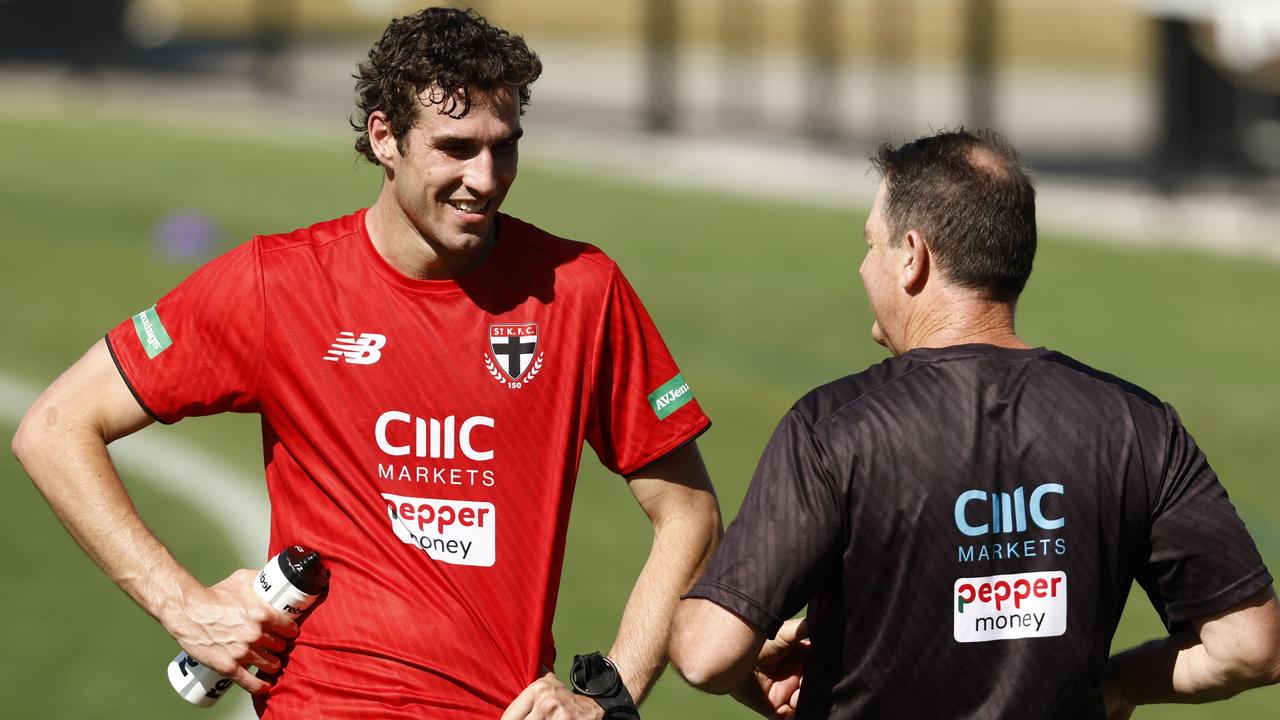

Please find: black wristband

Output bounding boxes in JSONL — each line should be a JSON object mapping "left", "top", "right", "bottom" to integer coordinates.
{"left": 570, "top": 652, "right": 640, "bottom": 719}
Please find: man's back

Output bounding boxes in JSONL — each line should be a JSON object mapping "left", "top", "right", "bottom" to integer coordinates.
{"left": 672, "top": 128, "right": 1278, "bottom": 719}
{"left": 689, "top": 343, "right": 1270, "bottom": 718}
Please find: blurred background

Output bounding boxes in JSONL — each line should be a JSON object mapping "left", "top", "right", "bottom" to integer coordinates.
{"left": 1, "top": 1, "right": 1278, "bottom": 718}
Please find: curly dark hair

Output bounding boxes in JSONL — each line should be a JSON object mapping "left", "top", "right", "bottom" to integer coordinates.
{"left": 351, "top": 7, "right": 542, "bottom": 165}
{"left": 871, "top": 129, "right": 1037, "bottom": 301}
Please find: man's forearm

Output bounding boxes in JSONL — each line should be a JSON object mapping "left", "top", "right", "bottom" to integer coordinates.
{"left": 11, "top": 343, "right": 204, "bottom": 631}
{"left": 1108, "top": 633, "right": 1241, "bottom": 704}
{"left": 14, "top": 404, "right": 201, "bottom": 628}
{"left": 607, "top": 501, "right": 721, "bottom": 703}
{"left": 12, "top": 342, "right": 294, "bottom": 695}
{"left": 15, "top": 405, "right": 297, "bottom": 693}
{"left": 1109, "top": 589, "right": 1280, "bottom": 707}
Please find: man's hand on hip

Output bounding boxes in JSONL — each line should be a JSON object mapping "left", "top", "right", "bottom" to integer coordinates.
{"left": 165, "top": 568, "right": 300, "bottom": 694}
{"left": 501, "top": 671, "right": 605, "bottom": 720}
{"left": 731, "top": 616, "right": 809, "bottom": 718}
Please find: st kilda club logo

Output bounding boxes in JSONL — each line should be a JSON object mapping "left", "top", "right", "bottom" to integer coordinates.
{"left": 485, "top": 323, "right": 545, "bottom": 390}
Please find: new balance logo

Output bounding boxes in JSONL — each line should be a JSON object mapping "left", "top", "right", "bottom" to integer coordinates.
{"left": 323, "top": 332, "right": 387, "bottom": 365}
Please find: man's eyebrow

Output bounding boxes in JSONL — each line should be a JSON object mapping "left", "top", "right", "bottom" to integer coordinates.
{"left": 431, "top": 128, "right": 523, "bottom": 148}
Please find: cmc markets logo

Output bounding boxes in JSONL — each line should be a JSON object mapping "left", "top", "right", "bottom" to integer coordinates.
{"left": 375, "top": 411, "right": 494, "bottom": 461}
{"left": 953, "top": 483, "right": 1064, "bottom": 537}
{"left": 952, "top": 483, "right": 1066, "bottom": 564}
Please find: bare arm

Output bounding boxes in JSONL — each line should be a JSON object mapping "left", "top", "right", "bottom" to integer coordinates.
{"left": 502, "top": 441, "right": 722, "bottom": 719}
{"left": 11, "top": 339, "right": 296, "bottom": 692}
{"left": 607, "top": 441, "right": 723, "bottom": 701}
{"left": 671, "top": 598, "right": 766, "bottom": 693}
{"left": 1106, "top": 587, "right": 1280, "bottom": 714}
{"left": 671, "top": 599, "right": 809, "bottom": 718}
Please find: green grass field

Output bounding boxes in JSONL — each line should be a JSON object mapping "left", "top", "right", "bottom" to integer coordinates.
{"left": 2, "top": 111, "right": 1278, "bottom": 718}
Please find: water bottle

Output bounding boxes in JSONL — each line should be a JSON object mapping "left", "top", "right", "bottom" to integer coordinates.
{"left": 166, "top": 545, "right": 330, "bottom": 708}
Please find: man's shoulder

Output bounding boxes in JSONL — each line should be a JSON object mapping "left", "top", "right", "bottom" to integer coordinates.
{"left": 253, "top": 210, "right": 364, "bottom": 255}
{"left": 789, "top": 354, "right": 924, "bottom": 428}
{"left": 791, "top": 345, "right": 1168, "bottom": 429}
{"left": 499, "top": 214, "right": 615, "bottom": 277}
{"left": 1031, "top": 349, "right": 1164, "bottom": 409}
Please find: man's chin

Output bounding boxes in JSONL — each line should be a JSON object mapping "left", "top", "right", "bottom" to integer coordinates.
{"left": 444, "top": 223, "right": 495, "bottom": 252}
{"left": 870, "top": 322, "right": 887, "bottom": 347}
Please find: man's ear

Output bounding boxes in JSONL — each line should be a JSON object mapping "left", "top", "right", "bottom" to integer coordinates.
{"left": 368, "top": 111, "right": 400, "bottom": 168}
{"left": 901, "top": 229, "right": 930, "bottom": 294}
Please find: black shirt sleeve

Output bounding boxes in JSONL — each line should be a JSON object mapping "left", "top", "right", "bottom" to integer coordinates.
{"left": 1138, "top": 404, "right": 1273, "bottom": 628}
{"left": 685, "top": 408, "right": 844, "bottom": 636}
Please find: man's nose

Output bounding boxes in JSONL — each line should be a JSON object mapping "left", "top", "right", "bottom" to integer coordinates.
{"left": 465, "top": 150, "right": 499, "bottom": 197}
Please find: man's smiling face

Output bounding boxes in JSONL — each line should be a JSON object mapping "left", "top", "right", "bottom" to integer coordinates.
{"left": 389, "top": 85, "right": 523, "bottom": 257}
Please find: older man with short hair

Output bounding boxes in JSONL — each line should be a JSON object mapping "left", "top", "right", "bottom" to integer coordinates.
{"left": 670, "top": 129, "right": 1280, "bottom": 719}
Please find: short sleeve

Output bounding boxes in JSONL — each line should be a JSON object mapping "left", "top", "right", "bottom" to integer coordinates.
{"left": 1138, "top": 404, "right": 1272, "bottom": 628}
{"left": 585, "top": 265, "right": 710, "bottom": 476}
{"left": 685, "top": 409, "right": 843, "bottom": 636}
{"left": 105, "top": 240, "right": 264, "bottom": 423}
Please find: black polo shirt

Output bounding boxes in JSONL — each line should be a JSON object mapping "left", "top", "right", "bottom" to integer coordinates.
{"left": 687, "top": 344, "right": 1271, "bottom": 719}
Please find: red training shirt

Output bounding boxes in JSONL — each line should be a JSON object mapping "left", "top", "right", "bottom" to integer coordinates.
{"left": 106, "top": 210, "right": 710, "bottom": 718}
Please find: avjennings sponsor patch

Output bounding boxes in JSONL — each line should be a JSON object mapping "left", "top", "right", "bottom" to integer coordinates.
{"left": 648, "top": 373, "right": 693, "bottom": 420}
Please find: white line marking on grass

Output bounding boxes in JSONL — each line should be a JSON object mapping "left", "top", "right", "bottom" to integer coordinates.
{"left": 0, "top": 370, "right": 266, "bottom": 720}
{"left": 0, "top": 372, "right": 268, "bottom": 563}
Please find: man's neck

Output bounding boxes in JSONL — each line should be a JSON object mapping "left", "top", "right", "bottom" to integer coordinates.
{"left": 365, "top": 194, "right": 494, "bottom": 281}
{"left": 899, "top": 294, "right": 1030, "bottom": 353}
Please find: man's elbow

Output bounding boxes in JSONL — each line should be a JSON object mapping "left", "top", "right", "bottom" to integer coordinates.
{"left": 12, "top": 403, "right": 46, "bottom": 468}
{"left": 1215, "top": 609, "right": 1280, "bottom": 688}
{"left": 1240, "top": 633, "right": 1280, "bottom": 687}
{"left": 669, "top": 639, "right": 735, "bottom": 694}
{"left": 12, "top": 398, "right": 74, "bottom": 474}
{"left": 1246, "top": 594, "right": 1280, "bottom": 687}
{"left": 669, "top": 604, "right": 743, "bottom": 694}
{"left": 1265, "top": 657, "right": 1280, "bottom": 688}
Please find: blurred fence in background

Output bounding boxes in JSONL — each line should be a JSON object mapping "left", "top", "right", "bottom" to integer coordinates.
{"left": 1146, "top": 1, "right": 1280, "bottom": 188}
{"left": 1, "top": 0, "right": 1278, "bottom": 192}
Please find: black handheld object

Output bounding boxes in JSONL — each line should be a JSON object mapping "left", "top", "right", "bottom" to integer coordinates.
{"left": 277, "top": 545, "right": 330, "bottom": 595}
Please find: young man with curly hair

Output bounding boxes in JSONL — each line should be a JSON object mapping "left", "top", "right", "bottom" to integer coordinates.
{"left": 13, "top": 8, "right": 720, "bottom": 719}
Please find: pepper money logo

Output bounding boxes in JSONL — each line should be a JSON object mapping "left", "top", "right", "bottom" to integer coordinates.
{"left": 954, "top": 571, "right": 1067, "bottom": 642}
{"left": 382, "top": 493, "right": 496, "bottom": 567}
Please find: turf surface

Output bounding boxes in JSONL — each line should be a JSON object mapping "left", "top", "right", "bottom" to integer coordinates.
{"left": 1, "top": 111, "right": 1277, "bottom": 718}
